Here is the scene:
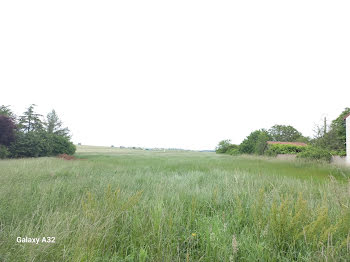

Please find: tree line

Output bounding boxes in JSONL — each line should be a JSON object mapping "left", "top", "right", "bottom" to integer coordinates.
{"left": 0, "top": 104, "right": 75, "bottom": 159}
{"left": 216, "top": 107, "right": 350, "bottom": 161}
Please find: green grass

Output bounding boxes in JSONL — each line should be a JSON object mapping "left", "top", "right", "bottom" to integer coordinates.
{"left": 0, "top": 146, "right": 349, "bottom": 261}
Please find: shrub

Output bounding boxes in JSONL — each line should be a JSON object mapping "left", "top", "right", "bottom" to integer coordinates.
{"left": 48, "top": 134, "right": 76, "bottom": 155}
{"left": 338, "top": 150, "right": 346, "bottom": 157}
{"left": 239, "top": 129, "right": 271, "bottom": 154}
{"left": 296, "top": 147, "right": 332, "bottom": 162}
{"left": 265, "top": 144, "right": 308, "bottom": 156}
{"left": 9, "top": 132, "right": 51, "bottom": 158}
{"left": 330, "top": 150, "right": 346, "bottom": 157}
{"left": 254, "top": 132, "right": 270, "bottom": 155}
{"left": 216, "top": 140, "right": 238, "bottom": 154}
{"left": 9, "top": 132, "right": 76, "bottom": 158}
{"left": 0, "top": 145, "right": 10, "bottom": 159}
{"left": 226, "top": 147, "right": 240, "bottom": 155}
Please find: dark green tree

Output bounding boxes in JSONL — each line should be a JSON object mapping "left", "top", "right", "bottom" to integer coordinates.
{"left": 18, "top": 104, "right": 44, "bottom": 133}
{"left": 7, "top": 105, "right": 76, "bottom": 158}
{"left": 9, "top": 131, "right": 50, "bottom": 158}
{"left": 330, "top": 107, "right": 350, "bottom": 150}
{"left": 254, "top": 131, "right": 271, "bottom": 155}
{"left": 48, "top": 134, "right": 76, "bottom": 155}
{"left": 313, "top": 108, "right": 350, "bottom": 152}
{"left": 239, "top": 129, "right": 271, "bottom": 154}
{"left": 268, "top": 125, "right": 303, "bottom": 142}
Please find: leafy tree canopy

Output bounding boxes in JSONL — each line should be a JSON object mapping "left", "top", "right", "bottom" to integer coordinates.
{"left": 268, "top": 125, "right": 303, "bottom": 142}
{"left": 312, "top": 107, "right": 350, "bottom": 152}
{"left": 215, "top": 139, "right": 238, "bottom": 154}
{"left": 239, "top": 129, "right": 271, "bottom": 154}
{"left": 330, "top": 107, "right": 350, "bottom": 143}
{"left": 254, "top": 131, "right": 271, "bottom": 155}
{"left": 0, "top": 115, "right": 16, "bottom": 146}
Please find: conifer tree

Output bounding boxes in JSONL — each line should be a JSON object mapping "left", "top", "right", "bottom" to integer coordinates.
{"left": 18, "top": 104, "right": 44, "bottom": 132}
{"left": 45, "top": 109, "right": 70, "bottom": 137}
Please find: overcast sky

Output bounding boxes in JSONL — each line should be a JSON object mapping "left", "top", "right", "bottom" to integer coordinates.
{"left": 1, "top": 1, "right": 349, "bottom": 150}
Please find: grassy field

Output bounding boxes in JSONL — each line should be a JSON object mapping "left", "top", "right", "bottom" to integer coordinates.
{"left": 0, "top": 146, "right": 349, "bottom": 261}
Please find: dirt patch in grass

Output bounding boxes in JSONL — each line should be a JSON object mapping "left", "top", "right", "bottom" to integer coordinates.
{"left": 57, "top": 154, "right": 76, "bottom": 160}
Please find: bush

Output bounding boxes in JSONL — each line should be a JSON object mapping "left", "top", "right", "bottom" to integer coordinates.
{"left": 9, "top": 132, "right": 50, "bottom": 158}
{"left": 265, "top": 144, "right": 308, "bottom": 156}
{"left": 226, "top": 147, "right": 240, "bottom": 155}
{"left": 239, "top": 129, "right": 271, "bottom": 154}
{"left": 48, "top": 134, "right": 76, "bottom": 155}
{"left": 330, "top": 150, "right": 346, "bottom": 157}
{"left": 0, "top": 145, "right": 10, "bottom": 159}
{"left": 216, "top": 140, "right": 238, "bottom": 154}
{"left": 338, "top": 151, "right": 346, "bottom": 157}
{"left": 296, "top": 147, "right": 332, "bottom": 162}
{"left": 9, "top": 132, "right": 76, "bottom": 158}
{"left": 254, "top": 132, "right": 270, "bottom": 155}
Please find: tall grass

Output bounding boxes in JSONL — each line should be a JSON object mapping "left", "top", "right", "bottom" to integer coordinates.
{"left": 0, "top": 147, "right": 349, "bottom": 261}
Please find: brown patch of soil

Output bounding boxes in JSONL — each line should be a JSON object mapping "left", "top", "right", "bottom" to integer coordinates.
{"left": 57, "top": 154, "right": 76, "bottom": 160}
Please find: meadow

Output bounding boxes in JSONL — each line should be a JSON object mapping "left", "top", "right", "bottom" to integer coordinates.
{"left": 0, "top": 146, "right": 349, "bottom": 261}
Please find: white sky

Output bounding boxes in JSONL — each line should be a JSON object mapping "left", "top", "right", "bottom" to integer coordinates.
{"left": 1, "top": 1, "right": 349, "bottom": 150}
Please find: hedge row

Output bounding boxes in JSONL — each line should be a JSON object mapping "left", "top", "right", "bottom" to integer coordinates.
{"left": 266, "top": 144, "right": 332, "bottom": 162}
{"left": 296, "top": 147, "right": 332, "bottom": 162}
{"left": 217, "top": 142, "right": 334, "bottom": 162}
{"left": 0, "top": 132, "right": 76, "bottom": 159}
{"left": 265, "top": 144, "right": 307, "bottom": 156}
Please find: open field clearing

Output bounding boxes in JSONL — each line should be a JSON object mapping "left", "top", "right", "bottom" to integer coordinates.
{"left": 0, "top": 146, "right": 349, "bottom": 261}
